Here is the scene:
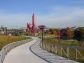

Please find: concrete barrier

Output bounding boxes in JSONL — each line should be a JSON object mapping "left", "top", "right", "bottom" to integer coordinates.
{"left": 0, "top": 39, "right": 32, "bottom": 63}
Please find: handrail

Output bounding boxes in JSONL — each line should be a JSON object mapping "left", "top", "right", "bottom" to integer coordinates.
{"left": 42, "top": 42, "right": 84, "bottom": 62}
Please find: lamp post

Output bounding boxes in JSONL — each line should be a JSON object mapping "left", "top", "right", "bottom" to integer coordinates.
{"left": 38, "top": 25, "right": 45, "bottom": 46}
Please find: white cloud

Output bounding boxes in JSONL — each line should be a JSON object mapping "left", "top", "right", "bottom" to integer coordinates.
{"left": 0, "top": 12, "right": 32, "bottom": 28}
{"left": 37, "top": 7, "right": 84, "bottom": 28}
{"left": 0, "top": 6, "right": 84, "bottom": 28}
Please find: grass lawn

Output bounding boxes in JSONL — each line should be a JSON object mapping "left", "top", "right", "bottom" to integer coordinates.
{"left": 0, "top": 35, "right": 30, "bottom": 49}
{"left": 43, "top": 37, "right": 84, "bottom": 63}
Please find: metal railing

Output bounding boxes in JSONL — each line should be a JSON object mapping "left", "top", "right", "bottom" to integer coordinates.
{"left": 41, "top": 41, "right": 84, "bottom": 62}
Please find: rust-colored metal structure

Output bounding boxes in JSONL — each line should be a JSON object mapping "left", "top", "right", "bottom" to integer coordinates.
{"left": 26, "top": 13, "right": 36, "bottom": 36}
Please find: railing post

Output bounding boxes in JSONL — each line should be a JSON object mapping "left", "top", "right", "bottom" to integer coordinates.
{"left": 75, "top": 49, "right": 78, "bottom": 60}
{"left": 51, "top": 45, "right": 53, "bottom": 52}
{"left": 55, "top": 46, "right": 58, "bottom": 54}
{"left": 67, "top": 47, "right": 69, "bottom": 59}
{"left": 61, "top": 47, "right": 63, "bottom": 56}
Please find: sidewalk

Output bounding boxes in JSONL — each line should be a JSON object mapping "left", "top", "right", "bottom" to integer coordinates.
{"left": 30, "top": 38, "right": 79, "bottom": 63}
{"left": 3, "top": 37, "right": 47, "bottom": 63}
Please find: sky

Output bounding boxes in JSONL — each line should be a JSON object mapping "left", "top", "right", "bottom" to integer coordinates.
{"left": 0, "top": 0, "right": 84, "bottom": 28}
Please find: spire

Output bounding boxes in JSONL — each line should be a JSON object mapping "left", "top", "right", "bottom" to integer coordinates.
{"left": 32, "top": 13, "right": 35, "bottom": 25}
{"left": 32, "top": 13, "right": 36, "bottom": 34}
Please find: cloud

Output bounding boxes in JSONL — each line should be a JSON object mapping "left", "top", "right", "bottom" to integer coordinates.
{"left": 37, "top": 7, "right": 84, "bottom": 28}
{"left": 0, "top": 6, "right": 84, "bottom": 28}
{"left": 0, "top": 12, "right": 32, "bottom": 28}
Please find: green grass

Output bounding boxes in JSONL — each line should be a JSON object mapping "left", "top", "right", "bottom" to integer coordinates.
{"left": 44, "top": 37, "right": 84, "bottom": 47}
{"left": 0, "top": 35, "right": 30, "bottom": 48}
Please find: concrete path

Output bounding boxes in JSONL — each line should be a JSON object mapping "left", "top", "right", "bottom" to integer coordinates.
{"left": 3, "top": 37, "right": 47, "bottom": 63}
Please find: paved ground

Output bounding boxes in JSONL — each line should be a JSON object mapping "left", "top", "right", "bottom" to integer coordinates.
{"left": 3, "top": 37, "right": 47, "bottom": 63}
{"left": 3, "top": 37, "right": 79, "bottom": 63}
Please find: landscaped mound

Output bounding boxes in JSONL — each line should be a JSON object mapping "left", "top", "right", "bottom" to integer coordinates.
{"left": 0, "top": 35, "right": 29, "bottom": 49}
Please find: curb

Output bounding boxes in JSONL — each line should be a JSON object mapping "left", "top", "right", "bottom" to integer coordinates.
{"left": 29, "top": 40, "right": 51, "bottom": 63}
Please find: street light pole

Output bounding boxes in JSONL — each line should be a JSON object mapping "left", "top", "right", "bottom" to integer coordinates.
{"left": 38, "top": 25, "right": 45, "bottom": 47}
{"left": 42, "top": 28, "right": 44, "bottom": 44}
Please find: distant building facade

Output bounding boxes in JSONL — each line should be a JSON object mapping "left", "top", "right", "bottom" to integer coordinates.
{"left": 0, "top": 26, "right": 24, "bottom": 36}
{"left": 0, "top": 26, "right": 7, "bottom": 35}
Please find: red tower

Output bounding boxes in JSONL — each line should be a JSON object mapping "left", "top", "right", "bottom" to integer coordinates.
{"left": 26, "top": 13, "right": 36, "bottom": 36}
{"left": 32, "top": 13, "right": 36, "bottom": 34}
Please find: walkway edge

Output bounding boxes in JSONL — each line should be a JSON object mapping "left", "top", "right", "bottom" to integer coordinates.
{"left": 29, "top": 41, "right": 51, "bottom": 63}
{"left": 0, "top": 38, "right": 32, "bottom": 63}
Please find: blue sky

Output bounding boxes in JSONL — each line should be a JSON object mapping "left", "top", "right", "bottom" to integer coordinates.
{"left": 0, "top": 0, "right": 84, "bottom": 28}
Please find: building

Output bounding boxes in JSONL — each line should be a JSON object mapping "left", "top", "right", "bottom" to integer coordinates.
{"left": 0, "top": 26, "right": 24, "bottom": 36}
{"left": 0, "top": 26, "right": 7, "bottom": 35}
{"left": 26, "top": 13, "right": 37, "bottom": 36}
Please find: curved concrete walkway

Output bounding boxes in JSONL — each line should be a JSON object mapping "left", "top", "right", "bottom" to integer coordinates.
{"left": 3, "top": 37, "right": 47, "bottom": 63}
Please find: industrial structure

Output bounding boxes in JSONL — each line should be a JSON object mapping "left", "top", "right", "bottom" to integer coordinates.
{"left": 26, "top": 13, "right": 37, "bottom": 36}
